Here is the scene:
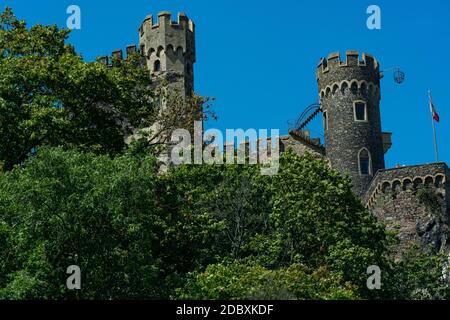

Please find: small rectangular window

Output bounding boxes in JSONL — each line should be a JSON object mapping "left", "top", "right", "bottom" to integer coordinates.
{"left": 323, "top": 111, "right": 328, "bottom": 131}
{"left": 354, "top": 102, "right": 367, "bottom": 121}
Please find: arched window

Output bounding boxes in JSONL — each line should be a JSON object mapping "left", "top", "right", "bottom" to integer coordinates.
{"left": 353, "top": 100, "right": 367, "bottom": 122}
{"left": 350, "top": 81, "right": 358, "bottom": 94}
{"left": 340, "top": 81, "right": 349, "bottom": 93}
{"left": 359, "top": 148, "right": 372, "bottom": 175}
{"left": 360, "top": 82, "right": 367, "bottom": 94}
{"left": 154, "top": 60, "right": 161, "bottom": 72}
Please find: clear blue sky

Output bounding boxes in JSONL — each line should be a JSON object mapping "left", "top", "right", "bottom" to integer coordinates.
{"left": 3, "top": 0, "right": 449, "bottom": 168}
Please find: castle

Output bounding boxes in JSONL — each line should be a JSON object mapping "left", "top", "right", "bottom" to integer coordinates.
{"left": 99, "top": 11, "right": 450, "bottom": 254}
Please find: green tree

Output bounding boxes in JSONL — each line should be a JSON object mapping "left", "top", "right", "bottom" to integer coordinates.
{"left": 266, "top": 152, "right": 389, "bottom": 296}
{"left": 383, "top": 247, "right": 450, "bottom": 300}
{"left": 164, "top": 151, "right": 390, "bottom": 298}
{"left": 0, "top": 146, "right": 447, "bottom": 300}
{"left": 176, "top": 261, "right": 359, "bottom": 300}
{"left": 0, "top": 147, "right": 167, "bottom": 299}
{"left": 0, "top": 7, "right": 155, "bottom": 171}
{"left": 160, "top": 160, "right": 273, "bottom": 269}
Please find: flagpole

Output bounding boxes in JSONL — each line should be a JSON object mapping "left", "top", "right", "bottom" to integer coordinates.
{"left": 428, "top": 90, "right": 439, "bottom": 162}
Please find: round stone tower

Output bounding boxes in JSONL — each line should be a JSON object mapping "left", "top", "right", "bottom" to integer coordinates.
{"left": 317, "top": 51, "right": 385, "bottom": 195}
{"left": 139, "top": 11, "right": 195, "bottom": 98}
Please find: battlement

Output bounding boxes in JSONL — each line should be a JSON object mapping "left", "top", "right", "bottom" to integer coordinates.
{"left": 139, "top": 11, "right": 195, "bottom": 34}
{"left": 365, "top": 163, "right": 450, "bottom": 207}
{"left": 96, "top": 44, "right": 139, "bottom": 66}
{"left": 317, "top": 51, "right": 379, "bottom": 79}
{"left": 138, "top": 11, "right": 196, "bottom": 61}
{"left": 317, "top": 50, "right": 381, "bottom": 92}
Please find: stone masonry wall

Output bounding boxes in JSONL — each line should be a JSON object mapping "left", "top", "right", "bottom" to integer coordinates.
{"left": 366, "top": 163, "right": 450, "bottom": 255}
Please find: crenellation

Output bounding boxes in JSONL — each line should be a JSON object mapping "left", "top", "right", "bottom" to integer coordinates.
{"left": 139, "top": 15, "right": 153, "bottom": 36}
{"left": 126, "top": 44, "right": 137, "bottom": 57}
{"left": 345, "top": 50, "right": 359, "bottom": 66}
{"left": 96, "top": 45, "right": 141, "bottom": 67}
{"left": 365, "top": 163, "right": 449, "bottom": 205}
{"left": 111, "top": 49, "right": 123, "bottom": 60}
{"left": 97, "top": 55, "right": 108, "bottom": 65}
{"left": 139, "top": 11, "right": 195, "bottom": 39}
{"left": 326, "top": 51, "right": 341, "bottom": 67}
{"left": 317, "top": 51, "right": 380, "bottom": 84}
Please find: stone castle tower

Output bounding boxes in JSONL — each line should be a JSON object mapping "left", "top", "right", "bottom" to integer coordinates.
{"left": 99, "top": 13, "right": 449, "bottom": 254}
{"left": 315, "top": 51, "right": 449, "bottom": 253}
{"left": 139, "top": 11, "right": 196, "bottom": 98}
{"left": 97, "top": 11, "right": 197, "bottom": 144}
{"left": 317, "top": 51, "right": 388, "bottom": 195}
{"left": 99, "top": 11, "right": 195, "bottom": 99}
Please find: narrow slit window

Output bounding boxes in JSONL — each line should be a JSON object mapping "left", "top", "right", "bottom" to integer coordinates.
{"left": 323, "top": 111, "right": 328, "bottom": 131}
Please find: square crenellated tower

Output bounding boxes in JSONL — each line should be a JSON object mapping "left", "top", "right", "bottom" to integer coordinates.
{"left": 139, "top": 11, "right": 196, "bottom": 99}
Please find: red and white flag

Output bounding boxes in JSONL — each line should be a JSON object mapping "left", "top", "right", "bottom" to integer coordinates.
{"left": 429, "top": 97, "right": 440, "bottom": 122}
{"left": 428, "top": 91, "right": 440, "bottom": 162}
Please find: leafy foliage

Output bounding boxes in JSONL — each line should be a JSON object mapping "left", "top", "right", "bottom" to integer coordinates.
{"left": 0, "top": 147, "right": 165, "bottom": 299}
{"left": 176, "top": 261, "right": 359, "bottom": 300}
{"left": 0, "top": 146, "right": 448, "bottom": 300}
{"left": 383, "top": 247, "right": 450, "bottom": 300}
{"left": 0, "top": 7, "right": 155, "bottom": 171}
{"left": 164, "top": 152, "right": 390, "bottom": 295}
